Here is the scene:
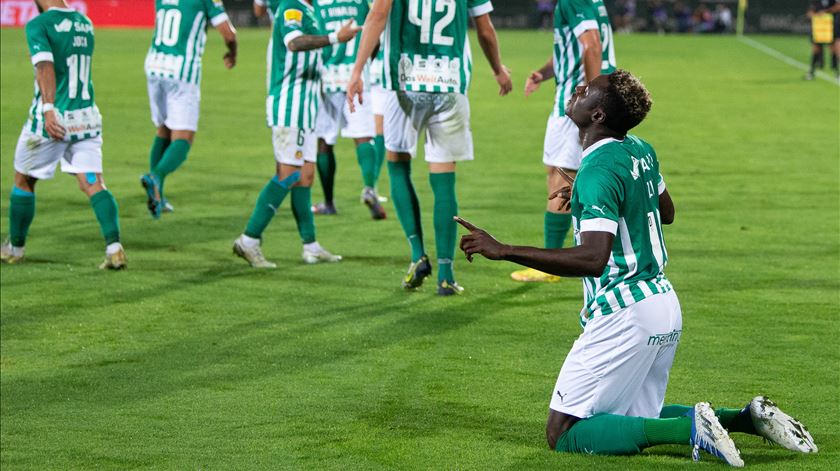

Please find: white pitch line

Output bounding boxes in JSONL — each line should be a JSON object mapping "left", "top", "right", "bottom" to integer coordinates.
{"left": 738, "top": 35, "right": 840, "bottom": 87}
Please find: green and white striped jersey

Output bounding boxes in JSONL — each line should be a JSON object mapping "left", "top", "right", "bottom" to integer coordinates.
{"left": 25, "top": 7, "right": 100, "bottom": 142}
{"left": 145, "top": 0, "right": 229, "bottom": 86}
{"left": 553, "top": 0, "right": 616, "bottom": 117}
{"left": 315, "top": 0, "right": 369, "bottom": 93}
{"left": 255, "top": 0, "right": 283, "bottom": 21}
{"left": 267, "top": 0, "right": 322, "bottom": 129}
{"left": 571, "top": 136, "right": 671, "bottom": 327}
{"left": 383, "top": 0, "right": 494, "bottom": 94}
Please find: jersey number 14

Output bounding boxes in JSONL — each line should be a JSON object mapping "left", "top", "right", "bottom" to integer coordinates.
{"left": 408, "top": 0, "right": 455, "bottom": 46}
{"left": 66, "top": 54, "right": 91, "bottom": 100}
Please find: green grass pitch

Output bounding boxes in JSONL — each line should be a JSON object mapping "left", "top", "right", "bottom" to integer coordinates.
{"left": 1, "top": 28, "right": 838, "bottom": 469}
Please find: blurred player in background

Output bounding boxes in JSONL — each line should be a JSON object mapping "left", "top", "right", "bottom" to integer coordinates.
{"left": 254, "top": 0, "right": 282, "bottom": 20}
{"left": 141, "top": 0, "right": 238, "bottom": 218}
{"left": 348, "top": 0, "right": 512, "bottom": 295}
{"left": 456, "top": 70, "right": 817, "bottom": 465}
{"left": 367, "top": 33, "right": 388, "bottom": 203}
{"left": 806, "top": 0, "right": 840, "bottom": 80}
{"left": 233, "top": 0, "right": 358, "bottom": 268}
{"left": 310, "top": 0, "right": 387, "bottom": 220}
{"left": 2, "top": 0, "right": 126, "bottom": 269}
{"left": 510, "top": 0, "right": 616, "bottom": 283}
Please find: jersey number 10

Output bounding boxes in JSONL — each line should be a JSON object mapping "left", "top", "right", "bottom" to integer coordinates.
{"left": 66, "top": 54, "right": 91, "bottom": 100}
{"left": 408, "top": 0, "right": 455, "bottom": 46}
{"left": 154, "top": 9, "right": 182, "bottom": 47}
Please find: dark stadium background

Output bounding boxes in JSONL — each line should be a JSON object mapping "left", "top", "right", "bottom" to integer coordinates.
{"left": 217, "top": 0, "right": 812, "bottom": 34}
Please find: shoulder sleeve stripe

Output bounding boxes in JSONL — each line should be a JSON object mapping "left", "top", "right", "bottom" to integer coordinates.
{"left": 468, "top": 3, "right": 494, "bottom": 17}
{"left": 254, "top": 0, "right": 267, "bottom": 5}
{"left": 283, "top": 30, "right": 304, "bottom": 47}
{"left": 573, "top": 20, "right": 599, "bottom": 37}
{"left": 658, "top": 177, "right": 666, "bottom": 195}
{"left": 31, "top": 51, "right": 54, "bottom": 65}
{"left": 580, "top": 218, "right": 618, "bottom": 235}
{"left": 210, "top": 12, "right": 230, "bottom": 27}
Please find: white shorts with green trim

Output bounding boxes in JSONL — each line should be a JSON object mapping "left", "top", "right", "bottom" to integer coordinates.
{"left": 147, "top": 76, "right": 201, "bottom": 132}
{"left": 14, "top": 126, "right": 103, "bottom": 180}
{"left": 315, "top": 92, "right": 375, "bottom": 145}
{"left": 542, "top": 114, "right": 582, "bottom": 170}
{"left": 384, "top": 91, "right": 473, "bottom": 163}
{"left": 272, "top": 127, "right": 317, "bottom": 166}
{"left": 549, "top": 290, "right": 682, "bottom": 419}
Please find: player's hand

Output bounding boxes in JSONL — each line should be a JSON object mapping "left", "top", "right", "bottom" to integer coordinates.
{"left": 495, "top": 65, "right": 512, "bottom": 96}
{"left": 223, "top": 51, "right": 236, "bottom": 69}
{"left": 337, "top": 20, "right": 362, "bottom": 43}
{"left": 346, "top": 72, "right": 364, "bottom": 113}
{"left": 44, "top": 109, "right": 66, "bottom": 141}
{"left": 455, "top": 216, "right": 507, "bottom": 262}
{"left": 524, "top": 70, "right": 543, "bottom": 97}
{"left": 548, "top": 167, "right": 575, "bottom": 211}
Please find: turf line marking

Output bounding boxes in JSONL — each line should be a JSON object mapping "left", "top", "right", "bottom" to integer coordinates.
{"left": 738, "top": 36, "right": 840, "bottom": 87}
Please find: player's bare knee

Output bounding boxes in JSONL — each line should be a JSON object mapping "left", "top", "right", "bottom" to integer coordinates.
{"left": 353, "top": 137, "right": 372, "bottom": 146}
{"left": 13, "top": 172, "right": 37, "bottom": 193}
{"left": 546, "top": 410, "right": 579, "bottom": 450}
{"left": 156, "top": 125, "right": 171, "bottom": 140}
{"left": 318, "top": 139, "right": 331, "bottom": 154}
{"left": 76, "top": 173, "right": 104, "bottom": 196}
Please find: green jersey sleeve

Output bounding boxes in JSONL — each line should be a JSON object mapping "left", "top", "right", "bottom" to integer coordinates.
{"left": 562, "top": 0, "right": 599, "bottom": 37}
{"left": 575, "top": 164, "right": 624, "bottom": 234}
{"left": 278, "top": 4, "right": 306, "bottom": 46}
{"left": 204, "top": 0, "right": 229, "bottom": 26}
{"left": 467, "top": 0, "right": 494, "bottom": 17}
{"left": 25, "top": 18, "right": 53, "bottom": 65}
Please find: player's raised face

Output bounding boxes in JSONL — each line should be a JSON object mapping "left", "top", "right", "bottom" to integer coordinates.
{"left": 566, "top": 75, "right": 609, "bottom": 128}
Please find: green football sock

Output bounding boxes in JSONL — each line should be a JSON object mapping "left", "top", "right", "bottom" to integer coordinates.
{"left": 89, "top": 190, "right": 120, "bottom": 245}
{"left": 660, "top": 404, "right": 756, "bottom": 435}
{"left": 430, "top": 172, "right": 457, "bottom": 283}
{"left": 545, "top": 211, "right": 572, "bottom": 249}
{"left": 356, "top": 141, "right": 377, "bottom": 188}
{"left": 373, "top": 134, "right": 385, "bottom": 181}
{"left": 555, "top": 414, "right": 651, "bottom": 455}
{"left": 291, "top": 186, "right": 316, "bottom": 244}
{"left": 149, "top": 136, "right": 170, "bottom": 194}
{"left": 243, "top": 175, "right": 295, "bottom": 239}
{"left": 152, "top": 139, "right": 190, "bottom": 183}
{"left": 388, "top": 161, "right": 424, "bottom": 262}
{"left": 643, "top": 416, "right": 692, "bottom": 446}
{"left": 316, "top": 150, "right": 336, "bottom": 204}
{"left": 9, "top": 187, "right": 35, "bottom": 247}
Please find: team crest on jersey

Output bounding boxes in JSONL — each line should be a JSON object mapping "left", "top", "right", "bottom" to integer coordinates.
{"left": 295, "top": 150, "right": 303, "bottom": 159}
{"left": 284, "top": 9, "right": 303, "bottom": 25}
{"left": 54, "top": 19, "right": 73, "bottom": 33}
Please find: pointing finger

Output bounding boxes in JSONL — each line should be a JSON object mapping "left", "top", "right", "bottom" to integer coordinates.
{"left": 453, "top": 216, "right": 479, "bottom": 232}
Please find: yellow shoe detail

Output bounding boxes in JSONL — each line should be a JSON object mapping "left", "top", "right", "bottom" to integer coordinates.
{"left": 510, "top": 267, "right": 561, "bottom": 283}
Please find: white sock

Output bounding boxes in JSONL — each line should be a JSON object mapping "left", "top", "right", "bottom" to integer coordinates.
{"left": 303, "top": 241, "right": 321, "bottom": 252}
{"left": 106, "top": 242, "right": 123, "bottom": 255}
{"left": 240, "top": 234, "right": 260, "bottom": 248}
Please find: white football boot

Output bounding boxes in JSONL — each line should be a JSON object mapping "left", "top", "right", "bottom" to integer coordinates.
{"left": 691, "top": 402, "right": 744, "bottom": 467}
{"left": 99, "top": 243, "right": 127, "bottom": 270}
{"left": 233, "top": 236, "right": 277, "bottom": 268}
{"left": 302, "top": 242, "right": 342, "bottom": 264}
{"left": 749, "top": 396, "right": 818, "bottom": 453}
{"left": 0, "top": 239, "right": 24, "bottom": 264}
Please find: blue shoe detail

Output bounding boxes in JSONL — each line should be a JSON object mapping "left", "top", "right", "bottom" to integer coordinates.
{"left": 140, "top": 174, "right": 162, "bottom": 219}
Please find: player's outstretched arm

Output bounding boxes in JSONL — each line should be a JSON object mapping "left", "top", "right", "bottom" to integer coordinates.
{"left": 473, "top": 13, "right": 511, "bottom": 96}
{"left": 35, "top": 61, "right": 65, "bottom": 141}
{"left": 216, "top": 20, "right": 238, "bottom": 69}
{"left": 288, "top": 20, "right": 360, "bottom": 52}
{"left": 455, "top": 217, "right": 613, "bottom": 277}
{"left": 578, "top": 29, "right": 603, "bottom": 83}
{"left": 348, "top": 0, "right": 392, "bottom": 111}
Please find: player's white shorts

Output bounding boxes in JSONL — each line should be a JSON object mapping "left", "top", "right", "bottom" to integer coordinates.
{"left": 272, "top": 127, "right": 317, "bottom": 166}
{"left": 147, "top": 76, "right": 201, "bottom": 132}
{"left": 549, "top": 290, "right": 683, "bottom": 419}
{"left": 543, "top": 115, "right": 582, "bottom": 170}
{"left": 315, "top": 92, "right": 375, "bottom": 145}
{"left": 384, "top": 91, "right": 473, "bottom": 163}
{"left": 14, "top": 126, "right": 103, "bottom": 180}
{"left": 370, "top": 84, "right": 391, "bottom": 116}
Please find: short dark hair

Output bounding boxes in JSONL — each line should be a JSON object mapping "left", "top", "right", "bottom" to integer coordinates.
{"left": 601, "top": 69, "right": 653, "bottom": 135}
